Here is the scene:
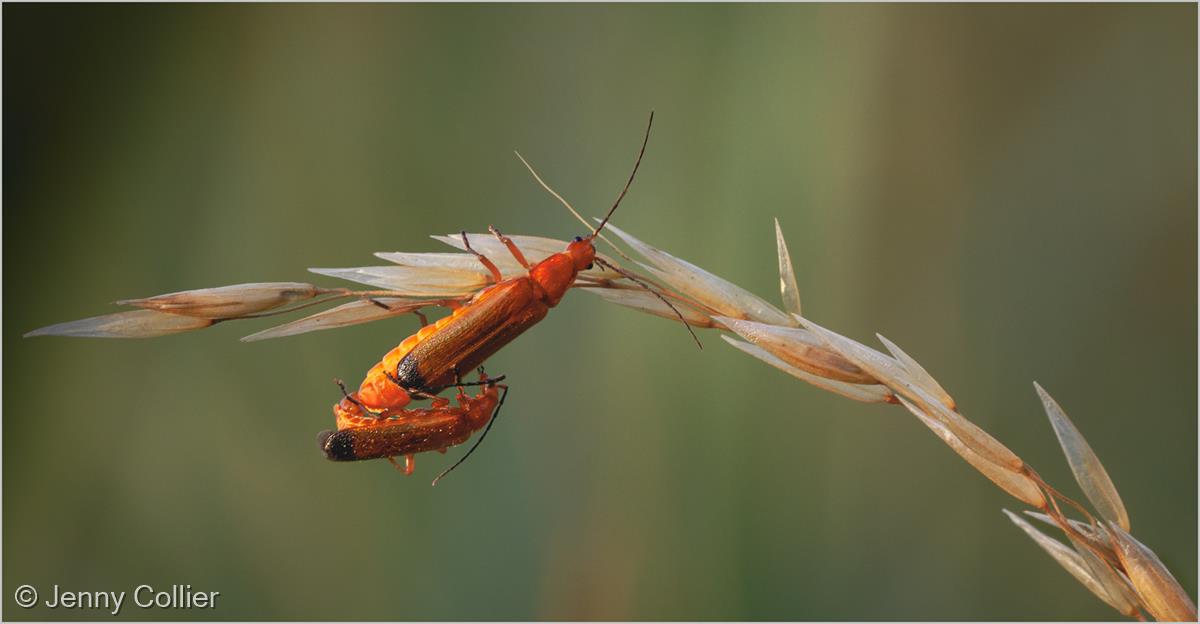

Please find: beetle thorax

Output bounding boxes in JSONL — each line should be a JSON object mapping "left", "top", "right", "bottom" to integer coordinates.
{"left": 529, "top": 253, "right": 579, "bottom": 307}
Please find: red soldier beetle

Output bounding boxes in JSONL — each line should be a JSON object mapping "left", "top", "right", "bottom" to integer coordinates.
{"left": 380, "top": 111, "right": 700, "bottom": 396}
{"left": 28, "top": 112, "right": 700, "bottom": 482}
{"left": 322, "top": 369, "right": 508, "bottom": 485}
{"left": 322, "top": 111, "right": 698, "bottom": 480}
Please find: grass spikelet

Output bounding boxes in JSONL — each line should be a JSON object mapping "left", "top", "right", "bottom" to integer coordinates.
{"left": 1003, "top": 509, "right": 1129, "bottom": 612}
{"left": 576, "top": 219, "right": 1194, "bottom": 621}
{"left": 24, "top": 309, "right": 214, "bottom": 338}
{"left": 773, "top": 217, "right": 803, "bottom": 318}
{"left": 1035, "top": 381, "right": 1130, "bottom": 531}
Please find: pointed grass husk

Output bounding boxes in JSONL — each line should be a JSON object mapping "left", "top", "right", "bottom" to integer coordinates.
{"left": 1107, "top": 523, "right": 1197, "bottom": 621}
{"left": 773, "top": 217, "right": 803, "bottom": 317}
{"left": 115, "top": 282, "right": 320, "bottom": 318}
{"left": 1035, "top": 382, "right": 1131, "bottom": 531}
{"left": 308, "top": 265, "right": 489, "bottom": 297}
{"left": 876, "top": 333, "right": 956, "bottom": 412}
{"left": 722, "top": 336, "right": 894, "bottom": 403}
{"left": 900, "top": 397, "right": 1044, "bottom": 507}
{"left": 1003, "top": 509, "right": 1132, "bottom": 614}
{"left": 1070, "top": 536, "right": 1145, "bottom": 619}
{"left": 715, "top": 316, "right": 875, "bottom": 384}
{"left": 602, "top": 222, "right": 795, "bottom": 326}
{"left": 795, "top": 315, "right": 1025, "bottom": 472}
{"left": 24, "top": 309, "right": 215, "bottom": 338}
{"left": 580, "top": 287, "right": 718, "bottom": 328}
{"left": 241, "top": 297, "right": 446, "bottom": 342}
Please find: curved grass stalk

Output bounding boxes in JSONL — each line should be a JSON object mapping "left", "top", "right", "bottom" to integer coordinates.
{"left": 24, "top": 218, "right": 1194, "bottom": 620}
{"left": 580, "top": 219, "right": 1195, "bottom": 622}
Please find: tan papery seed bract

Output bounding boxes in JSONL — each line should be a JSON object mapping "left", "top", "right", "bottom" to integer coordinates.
{"left": 25, "top": 309, "right": 214, "bottom": 338}
{"left": 898, "top": 397, "right": 1044, "bottom": 507}
{"left": 714, "top": 316, "right": 875, "bottom": 385}
{"left": 722, "top": 336, "right": 893, "bottom": 404}
{"left": 116, "top": 282, "right": 320, "bottom": 319}
{"left": 773, "top": 217, "right": 803, "bottom": 320}
{"left": 1108, "top": 523, "right": 1197, "bottom": 621}
{"left": 1035, "top": 382, "right": 1131, "bottom": 532}
{"left": 1003, "top": 510, "right": 1127, "bottom": 614}
{"left": 603, "top": 222, "right": 794, "bottom": 326}
{"left": 241, "top": 297, "right": 440, "bottom": 342}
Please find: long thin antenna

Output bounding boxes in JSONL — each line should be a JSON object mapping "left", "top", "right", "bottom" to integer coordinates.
{"left": 431, "top": 385, "right": 510, "bottom": 486}
{"left": 513, "top": 151, "right": 631, "bottom": 262}
{"left": 594, "top": 257, "right": 702, "bottom": 350}
{"left": 514, "top": 150, "right": 584, "bottom": 230}
{"left": 592, "top": 110, "right": 654, "bottom": 240}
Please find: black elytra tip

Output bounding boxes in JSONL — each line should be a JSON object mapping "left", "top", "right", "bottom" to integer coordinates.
{"left": 394, "top": 353, "right": 427, "bottom": 391}
{"left": 319, "top": 429, "right": 356, "bottom": 461}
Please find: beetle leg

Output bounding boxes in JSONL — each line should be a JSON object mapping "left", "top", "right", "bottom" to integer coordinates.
{"left": 460, "top": 231, "right": 503, "bottom": 283}
{"left": 420, "top": 377, "right": 495, "bottom": 396}
{"left": 391, "top": 456, "right": 415, "bottom": 475}
{"left": 405, "top": 387, "right": 439, "bottom": 401}
{"left": 386, "top": 455, "right": 416, "bottom": 475}
{"left": 335, "top": 379, "right": 386, "bottom": 418}
{"left": 488, "top": 225, "right": 531, "bottom": 269}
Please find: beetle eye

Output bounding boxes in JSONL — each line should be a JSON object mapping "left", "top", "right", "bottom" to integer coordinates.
{"left": 585, "top": 262, "right": 594, "bottom": 270}
{"left": 573, "top": 236, "right": 583, "bottom": 243}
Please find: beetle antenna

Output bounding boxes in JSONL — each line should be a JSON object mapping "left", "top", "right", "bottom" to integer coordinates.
{"left": 592, "top": 110, "right": 653, "bottom": 240}
{"left": 513, "top": 151, "right": 633, "bottom": 262}
{"left": 594, "top": 257, "right": 702, "bottom": 350}
{"left": 432, "top": 384, "right": 509, "bottom": 486}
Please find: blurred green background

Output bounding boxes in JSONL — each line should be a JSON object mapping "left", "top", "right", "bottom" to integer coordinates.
{"left": 4, "top": 4, "right": 1195, "bottom": 621}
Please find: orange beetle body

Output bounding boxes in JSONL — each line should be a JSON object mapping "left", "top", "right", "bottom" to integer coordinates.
{"left": 393, "top": 239, "right": 595, "bottom": 392}
{"left": 330, "top": 238, "right": 593, "bottom": 428}
{"left": 326, "top": 113, "right": 656, "bottom": 477}
{"left": 321, "top": 381, "right": 503, "bottom": 464}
